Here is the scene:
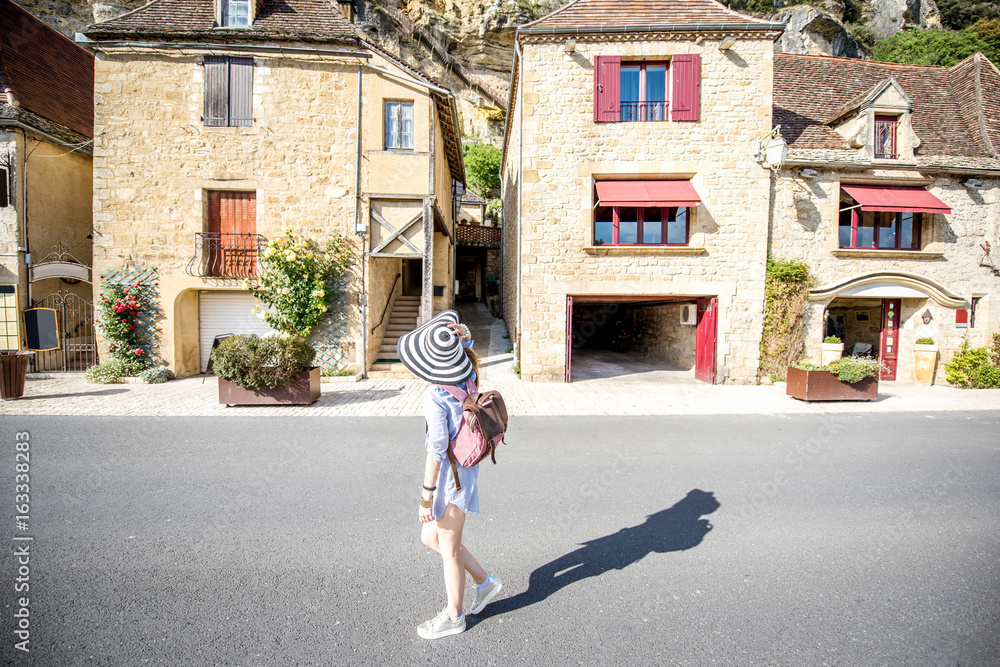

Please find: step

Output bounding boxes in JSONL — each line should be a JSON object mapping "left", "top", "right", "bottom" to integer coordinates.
{"left": 368, "top": 362, "right": 417, "bottom": 379}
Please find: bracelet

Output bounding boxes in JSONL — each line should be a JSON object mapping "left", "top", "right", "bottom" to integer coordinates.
{"left": 422, "top": 484, "right": 437, "bottom": 492}
{"left": 461, "top": 324, "right": 470, "bottom": 339}
{"left": 420, "top": 498, "right": 433, "bottom": 509}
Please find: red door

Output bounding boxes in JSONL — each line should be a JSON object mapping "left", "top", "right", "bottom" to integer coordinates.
{"left": 880, "top": 298, "right": 900, "bottom": 381}
{"left": 565, "top": 296, "right": 573, "bottom": 383}
{"left": 695, "top": 297, "right": 717, "bottom": 384}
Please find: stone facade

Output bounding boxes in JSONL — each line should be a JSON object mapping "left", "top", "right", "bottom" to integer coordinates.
{"left": 503, "top": 35, "right": 776, "bottom": 383}
{"left": 91, "top": 43, "right": 461, "bottom": 376}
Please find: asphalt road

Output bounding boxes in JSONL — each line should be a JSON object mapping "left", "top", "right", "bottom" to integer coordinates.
{"left": 1, "top": 412, "right": 998, "bottom": 666}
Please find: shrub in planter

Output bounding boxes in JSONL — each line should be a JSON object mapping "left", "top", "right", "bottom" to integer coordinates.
{"left": 823, "top": 335, "right": 842, "bottom": 344}
{"left": 211, "top": 334, "right": 316, "bottom": 390}
{"left": 916, "top": 337, "right": 935, "bottom": 345}
{"left": 85, "top": 359, "right": 131, "bottom": 384}
{"left": 139, "top": 366, "right": 174, "bottom": 384}
{"left": 826, "top": 356, "right": 884, "bottom": 383}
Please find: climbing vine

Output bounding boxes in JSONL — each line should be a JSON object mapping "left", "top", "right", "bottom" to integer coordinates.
{"left": 760, "top": 257, "right": 812, "bottom": 382}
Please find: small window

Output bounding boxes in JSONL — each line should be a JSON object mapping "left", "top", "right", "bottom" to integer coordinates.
{"left": 593, "top": 205, "right": 689, "bottom": 246}
{"left": 221, "top": 0, "right": 251, "bottom": 27}
{"left": 874, "top": 115, "right": 898, "bottom": 159}
{"left": 0, "top": 167, "right": 9, "bottom": 207}
{"left": 839, "top": 207, "right": 920, "bottom": 250}
{"left": 385, "top": 101, "right": 414, "bottom": 150}
{"left": 971, "top": 296, "right": 982, "bottom": 328}
{"left": 620, "top": 63, "right": 667, "bottom": 122}
{"left": 204, "top": 56, "right": 253, "bottom": 127}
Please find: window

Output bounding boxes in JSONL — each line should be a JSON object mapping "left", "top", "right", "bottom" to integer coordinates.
{"left": 221, "top": 0, "right": 251, "bottom": 27}
{"left": 593, "top": 205, "right": 688, "bottom": 246}
{"left": 385, "top": 101, "right": 414, "bottom": 150}
{"left": 204, "top": 56, "right": 253, "bottom": 127}
{"left": 595, "top": 55, "right": 700, "bottom": 123}
{"left": 874, "top": 115, "right": 898, "bottom": 159}
{"left": 839, "top": 208, "right": 921, "bottom": 250}
{"left": 0, "top": 167, "right": 9, "bottom": 207}
{"left": 971, "top": 296, "right": 982, "bottom": 328}
{"left": 620, "top": 63, "right": 667, "bottom": 122}
{"left": 205, "top": 191, "right": 258, "bottom": 277}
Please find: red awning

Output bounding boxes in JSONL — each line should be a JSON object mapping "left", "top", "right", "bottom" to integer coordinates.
{"left": 841, "top": 184, "right": 951, "bottom": 215}
{"left": 595, "top": 180, "right": 702, "bottom": 207}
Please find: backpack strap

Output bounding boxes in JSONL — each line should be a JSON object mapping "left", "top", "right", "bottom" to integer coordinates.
{"left": 446, "top": 447, "right": 462, "bottom": 492}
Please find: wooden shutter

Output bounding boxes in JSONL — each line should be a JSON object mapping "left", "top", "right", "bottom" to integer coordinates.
{"left": 204, "top": 56, "right": 229, "bottom": 127}
{"left": 593, "top": 55, "right": 621, "bottom": 122}
{"left": 671, "top": 54, "right": 701, "bottom": 122}
{"left": 229, "top": 57, "right": 254, "bottom": 127}
{"left": 207, "top": 191, "right": 256, "bottom": 277}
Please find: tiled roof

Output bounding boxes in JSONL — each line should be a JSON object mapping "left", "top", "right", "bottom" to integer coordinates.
{"left": 0, "top": 0, "right": 94, "bottom": 139}
{"left": 461, "top": 189, "right": 486, "bottom": 204}
{"left": 521, "top": 0, "right": 785, "bottom": 33}
{"left": 774, "top": 53, "right": 990, "bottom": 159}
{"left": 85, "top": 0, "right": 359, "bottom": 44}
{"left": 949, "top": 53, "right": 1000, "bottom": 157}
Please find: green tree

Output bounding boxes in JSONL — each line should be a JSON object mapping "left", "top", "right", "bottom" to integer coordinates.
{"left": 937, "top": 0, "right": 1000, "bottom": 31}
{"left": 871, "top": 28, "right": 989, "bottom": 67}
{"left": 462, "top": 141, "right": 502, "bottom": 196}
{"left": 970, "top": 18, "right": 1000, "bottom": 63}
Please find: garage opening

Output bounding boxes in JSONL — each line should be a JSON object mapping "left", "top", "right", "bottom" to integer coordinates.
{"left": 567, "top": 296, "right": 717, "bottom": 383}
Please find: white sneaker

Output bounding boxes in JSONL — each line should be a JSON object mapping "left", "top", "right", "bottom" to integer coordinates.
{"left": 417, "top": 609, "right": 466, "bottom": 640}
{"left": 470, "top": 575, "right": 503, "bottom": 615}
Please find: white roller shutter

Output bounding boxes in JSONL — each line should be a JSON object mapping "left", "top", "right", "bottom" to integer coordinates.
{"left": 199, "top": 291, "right": 278, "bottom": 372}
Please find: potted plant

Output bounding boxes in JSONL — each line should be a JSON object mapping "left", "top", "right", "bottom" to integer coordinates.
{"left": 786, "top": 356, "right": 885, "bottom": 401}
{"left": 914, "top": 337, "right": 938, "bottom": 386}
{"left": 821, "top": 335, "right": 844, "bottom": 366}
{"left": 212, "top": 334, "right": 320, "bottom": 405}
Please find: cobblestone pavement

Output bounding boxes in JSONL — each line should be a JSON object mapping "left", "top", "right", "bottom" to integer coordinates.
{"left": 4, "top": 303, "right": 999, "bottom": 417}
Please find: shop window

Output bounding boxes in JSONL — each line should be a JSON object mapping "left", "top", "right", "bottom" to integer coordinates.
{"left": 839, "top": 209, "right": 921, "bottom": 250}
{"left": 593, "top": 205, "right": 688, "bottom": 246}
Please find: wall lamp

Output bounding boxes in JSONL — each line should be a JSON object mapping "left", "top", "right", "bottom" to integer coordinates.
{"left": 719, "top": 36, "right": 737, "bottom": 51}
{"left": 755, "top": 125, "right": 788, "bottom": 171}
{"left": 921, "top": 309, "right": 933, "bottom": 324}
{"left": 563, "top": 39, "right": 576, "bottom": 54}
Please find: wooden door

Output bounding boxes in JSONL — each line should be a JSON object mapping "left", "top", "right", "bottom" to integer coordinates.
{"left": 880, "top": 298, "right": 900, "bottom": 381}
{"left": 565, "top": 296, "right": 573, "bottom": 383}
{"left": 695, "top": 297, "right": 718, "bottom": 384}
{"left": 207, "top": 191, "right": 256, "bottom": 277}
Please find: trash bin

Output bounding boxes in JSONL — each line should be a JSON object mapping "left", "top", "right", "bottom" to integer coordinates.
{"left": 0, "top": 351, "right": 35, "bottom": 399}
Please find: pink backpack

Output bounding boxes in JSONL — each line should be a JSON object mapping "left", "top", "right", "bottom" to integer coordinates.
{"left": 436, "top": 379, "right": 509, "bottom": 491}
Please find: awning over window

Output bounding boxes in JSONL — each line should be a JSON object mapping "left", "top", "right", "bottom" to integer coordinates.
{"left": 596, "top": 180, "right": 702, "bottom": 207}
{"left": 841, "top": 184, "right": 951, "bottom": 215}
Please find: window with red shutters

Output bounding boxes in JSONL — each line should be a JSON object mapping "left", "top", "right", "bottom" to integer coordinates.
{"left": 594, "top": 54, "right": 699, "bottom": 123}
{"left": 206, "top": 191, "right": 258, "bottom": 277}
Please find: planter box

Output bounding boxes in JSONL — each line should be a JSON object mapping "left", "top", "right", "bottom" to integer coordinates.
{"left": 218, "top": 367, "right": 321, "bottom": 406}
{"left": 821, "top": 342, "right": 845, "bottom": 366}
{"left": 0, "top": 351, "right": 34, "bottom": 399}
{"left": 914, "top": 344, "right": 938, "bottom": 386}
{"left": 786, "top": 366, "right": 878, "bottom": 401}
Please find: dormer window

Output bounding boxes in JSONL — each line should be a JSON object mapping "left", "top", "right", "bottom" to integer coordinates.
{"left": 222, "top": 0, "right": 251, "bottom": 27}
{"left": 874, "top": 115, "right": 898, "bottom": 159}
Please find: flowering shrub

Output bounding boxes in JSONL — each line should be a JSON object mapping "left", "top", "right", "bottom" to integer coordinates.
{"left": 139, "top": 366, "right": 174, "bottom": 384}
{"left": 211, "top": 334, "right": 316, "bottom": 390}
{"left": 85, "top": 359, "right": 129, "bottom": 384}
{"left": 96, "top": 280, "right": 151, "bottom": 376}
{"left": 792, "top": 356, "right": 886, "bottom": 383}
{"left": 245, "top": 227, "right": 352, "bottom": 337}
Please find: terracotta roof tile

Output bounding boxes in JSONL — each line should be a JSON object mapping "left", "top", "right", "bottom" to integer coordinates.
{"left": 85, "top": 0, "right": 359, "bottom": 44}
{"left": 0, "top": 0, "right": 94, "bottom": 139}
{"left": 774, "top": 53, "right": 986, "bottom": 158}
{"left": 521, "top": 0, "right": 784, "bottom": 33}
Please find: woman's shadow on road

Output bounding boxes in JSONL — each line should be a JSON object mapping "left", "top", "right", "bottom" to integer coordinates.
{"left": 477, "top": 489, "right": 719, "bottom": 618}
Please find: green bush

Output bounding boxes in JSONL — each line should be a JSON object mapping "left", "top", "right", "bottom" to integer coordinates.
{"left": 939, "top": 0, "right": 1000, "bottom": 30}
{"left": 871, "top": 28, "right": 989, "bottom": 67}
{"left": 824, "top": 335, "right": 842, "bottom": 344}
{"left": 462, "top": 141, "right": 501, "bottom": 196}
{"left": 916, "top": 337, "right": 935, "bottom": 345}
{"left": 85, "top": 359, "right": 131, "bottom": 384}
{"left": 791, "top": 356, "right": 884, "bottom": 383}
{"left": 211, "top": 334, "right": 316, "bottom": 390}
{"left": 139, "top": 366, "right": 174, "bottom": 384}
{"left": 945, "top": 337, "right": 1000, "bottom": 388}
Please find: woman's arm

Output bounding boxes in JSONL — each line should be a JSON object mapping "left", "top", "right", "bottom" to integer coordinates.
{"left": 419, "top": 453, "right": 442, "bottom": 523}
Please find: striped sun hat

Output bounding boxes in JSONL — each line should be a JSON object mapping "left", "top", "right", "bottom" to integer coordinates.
{"left": 396, "top": 309, "right": 473, "bottom": 385}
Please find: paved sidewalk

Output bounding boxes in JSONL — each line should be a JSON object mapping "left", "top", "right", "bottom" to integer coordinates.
{"left": 4, "top": 303, "right": 999, "bottom": 417}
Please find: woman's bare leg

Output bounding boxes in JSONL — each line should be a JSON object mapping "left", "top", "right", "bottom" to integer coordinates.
{"left": 421, "top": 516, "right": 488, "bottom": 586}
{"left": 435, "top": 504, "right": 489, "bottom": 618}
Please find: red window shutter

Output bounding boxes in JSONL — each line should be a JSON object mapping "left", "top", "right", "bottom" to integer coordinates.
{"left": 671, "top": 54, "right": 700, "bottom": 122}
{"left": 594, "top": 56, "right": 621, "bottom": 122}
{"left": 955, "top": 309, "right": 969, "bottom": 327}
{"left": 229, "top": 57, "right": 254, "bottom": 127}
{"left": 204, "top": 56, "right": 229, "bottom": 127}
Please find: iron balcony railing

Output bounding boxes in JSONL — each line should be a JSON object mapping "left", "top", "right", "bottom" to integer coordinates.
{"left": 620, "top": 101, "right": 668, "bottom": 122}
{"left": 189, "top": 233, "right": 266, "bottom": 278}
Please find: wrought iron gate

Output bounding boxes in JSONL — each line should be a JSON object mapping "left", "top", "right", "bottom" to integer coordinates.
{"left": 29, "top": 290, "right": 97, "bottom": 372}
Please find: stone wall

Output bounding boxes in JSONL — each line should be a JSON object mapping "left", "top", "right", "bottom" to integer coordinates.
{"left": 770, "top": 169, "right": 1000, "bottom": 383}
{"left": 505, "top": 36, "right": 775, "bottom": 383}
{"left": 0, "top": 134, "right": 19, "bottom": 289}
{"left": 626, "top": 303, "right": 697, "bottom": 369}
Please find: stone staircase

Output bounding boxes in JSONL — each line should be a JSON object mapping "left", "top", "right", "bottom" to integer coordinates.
{"left": 368, "top": 294, "right": 420, "bottom": 378}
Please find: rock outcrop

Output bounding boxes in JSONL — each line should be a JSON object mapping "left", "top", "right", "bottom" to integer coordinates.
{"left": 770, "top": 6, "right": 864, "bottom": 58}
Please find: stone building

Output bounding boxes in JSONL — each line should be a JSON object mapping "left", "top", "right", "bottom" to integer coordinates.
{"left": 770, "top": 52, "right": 1000, "bottom": 383}
{"left": 80, "top": 0, "right": 465, "bottom": 377}
{"left": 0, "top": 0, "right": 95, "bottom": 371}
{"left": 501, "top": 0, "right": 785, "bottom": 383}
{"left": 502, "top": 0, "right": 1000, "bottom": 386}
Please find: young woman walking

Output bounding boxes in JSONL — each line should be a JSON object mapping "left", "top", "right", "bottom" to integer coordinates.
{"left": 396, "top": 310, "right": 503, "bottom": 639}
